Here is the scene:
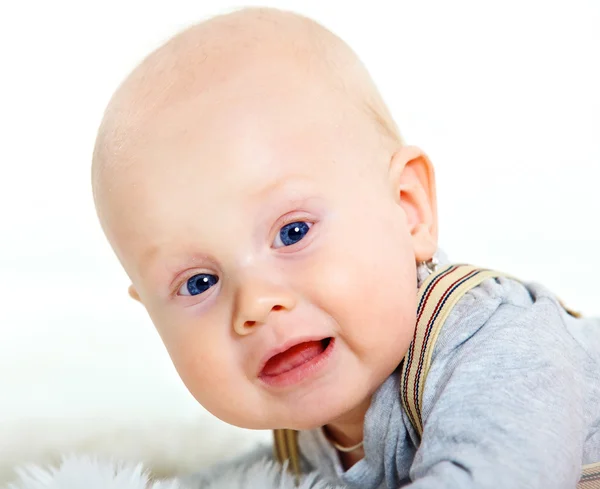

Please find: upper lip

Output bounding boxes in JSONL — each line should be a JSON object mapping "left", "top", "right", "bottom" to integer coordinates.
{"left": 257, "top": 335, "right": 330, "bottom": 376}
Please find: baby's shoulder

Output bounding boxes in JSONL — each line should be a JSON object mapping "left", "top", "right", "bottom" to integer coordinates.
{"left": 431, "top": 274, "right": 600, "bottom": 368}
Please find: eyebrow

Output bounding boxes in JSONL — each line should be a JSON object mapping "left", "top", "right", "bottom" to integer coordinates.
{"left": 139, "top": 247, "right": 213, "bottom": 282}
{"left": 248, "top": 175, "right": 314, "bottom": 202}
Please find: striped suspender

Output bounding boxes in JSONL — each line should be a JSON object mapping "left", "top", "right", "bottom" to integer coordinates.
{"left": 399, "top": 264, "right": 600, "bottom": 488}
{"left": 580, "top": 463, "right": 600, "bottom": 489}
{"left": 399, "top": 264, "right": 509, "bottom": 435}
{"left": 273, "top": 428, "right": 301, "bottom": 479}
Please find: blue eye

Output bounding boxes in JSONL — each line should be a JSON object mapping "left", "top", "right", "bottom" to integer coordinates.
{"left": 178, "top": 274, "right": 219, "bottom": 296}
{"left": 274, "top": 221, "right": 312, "bottom": 248}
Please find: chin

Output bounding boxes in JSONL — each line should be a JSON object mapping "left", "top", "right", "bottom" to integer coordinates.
{"left": 285, "top": 399, "right": 362, "bottom": 431}
{"left": 284, "top": 417, "right": 330, "bottom": 431}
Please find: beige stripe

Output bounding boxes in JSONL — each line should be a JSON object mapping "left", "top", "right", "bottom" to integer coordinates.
{"left": 582, "top": 462, "right": 600, "bottom": 475}
{"left": 273, "top": 429, "right": 288, "bottom": 464}
{"left": 285, "top": 429, "right": 301, "bottom": 479}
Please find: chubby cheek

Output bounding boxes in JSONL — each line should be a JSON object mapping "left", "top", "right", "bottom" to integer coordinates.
{"left": 304, "top": 212, "right": 418, "bottom": 364}
{"left": 146, "top": 305, "right": 243, "bottom": 414}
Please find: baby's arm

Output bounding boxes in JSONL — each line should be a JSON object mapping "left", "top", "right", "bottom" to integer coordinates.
{"left": 406, "top": 300, "right": 586, "bottom": 488}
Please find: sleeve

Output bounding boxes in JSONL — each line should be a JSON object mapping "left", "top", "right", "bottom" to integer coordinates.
{"left": 404, "top": 299, "right": 586, "bottom": 489}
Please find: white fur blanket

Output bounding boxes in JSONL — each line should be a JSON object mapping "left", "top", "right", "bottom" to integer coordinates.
{"left": 6, "top": 456, "right": 342, "bottom": 489}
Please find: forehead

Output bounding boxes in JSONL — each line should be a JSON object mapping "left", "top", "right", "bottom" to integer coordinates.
{"left": 127, "top": 68, "right": 377, "bottom": 197}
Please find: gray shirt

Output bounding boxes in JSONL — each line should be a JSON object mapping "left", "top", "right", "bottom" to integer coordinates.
{"left": 297, "top": 275, "right": 600, "bottom": 488}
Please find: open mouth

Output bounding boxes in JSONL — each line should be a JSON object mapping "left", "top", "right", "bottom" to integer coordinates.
{"left": 259, "top": 337, "right": 334, "bottom": 387}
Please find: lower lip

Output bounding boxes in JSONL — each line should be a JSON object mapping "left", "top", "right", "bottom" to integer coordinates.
{"left": 258, "top": 338, "right": 336, "bottom": 389}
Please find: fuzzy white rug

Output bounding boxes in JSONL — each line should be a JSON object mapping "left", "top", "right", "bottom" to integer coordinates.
{"left": 6, "top": 457, "right": 181, "bottom": 489}
{"left": 0, "top": 418, "right": 271, "bottom": 485}
{"left": 5, "top": 456, "right": 342, "bottom": 489}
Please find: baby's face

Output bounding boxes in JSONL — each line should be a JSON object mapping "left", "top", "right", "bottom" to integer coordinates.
{"left": 102, "top": 67, "right": 436, "bottom": 430}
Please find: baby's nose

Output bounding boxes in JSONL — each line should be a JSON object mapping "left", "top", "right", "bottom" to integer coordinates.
{"left": 232, "top": 279, "right": 296, "bottom": 335}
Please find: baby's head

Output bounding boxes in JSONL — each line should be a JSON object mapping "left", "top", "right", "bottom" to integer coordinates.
{"left": 92, "top": 7, "right": 438, "bottom": 431}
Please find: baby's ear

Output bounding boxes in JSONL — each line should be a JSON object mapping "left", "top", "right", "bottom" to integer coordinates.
{"left": 388, "top": 145, "right": 438, "bottom": 262}
{"left": 128, "top": 284, "right": 141, "bottom": 302}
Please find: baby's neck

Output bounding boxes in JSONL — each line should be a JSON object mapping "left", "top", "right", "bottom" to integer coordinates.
{"left": 323, "top": 420, "right": 364, "bottom": 448}
{"left": 323, "top": 395, "right": 371, "bottom": 460}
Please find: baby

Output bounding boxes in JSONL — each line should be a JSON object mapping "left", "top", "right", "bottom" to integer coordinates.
{"left": 91, "top": 7, "right": 600, "bottom": 489}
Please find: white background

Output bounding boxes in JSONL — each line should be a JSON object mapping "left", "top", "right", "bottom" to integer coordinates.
{"left": 0, "top": 0, "right": 598, "bottom": 472}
